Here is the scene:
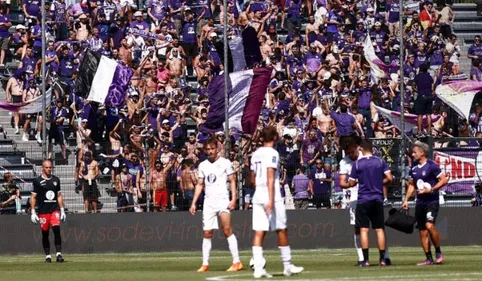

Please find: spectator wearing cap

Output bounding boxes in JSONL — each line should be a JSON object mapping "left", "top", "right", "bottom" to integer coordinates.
{"left": 300, "top": 129, "right": 322, "bottom": 175}
{"left": 365, "top": 7, "right": 376, "bottom": 30}
{"left": 468, "top": 35, "right": 482, "bottom": 62}
{"left": 57, "top": 43, "right": 77, "bottom": 93}
{"left": 49, "top": 99, "right": 68, "bottom": 160}
{"left": 292, "top": 166, "right": 310, "bottom": 210}
{"left": 12, "top": 24, "right": 27, "bottom": 56}
{"left": 75, "top": 118, "right": 92, "bottom": 150}
{"left": 115, "top": 162, "right": 133, "bottom": 212}
{"left": 413, "top": 63, "right": 434, "bottom": 136}
{"left": 309, "top": 159, "right": 332, "bottom": 209}
{"left": 370, "top": 21, "right": 388, "bottom": 53}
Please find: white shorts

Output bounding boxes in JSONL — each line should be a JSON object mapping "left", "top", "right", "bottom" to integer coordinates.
{"left": 120, "top": 0, "right": 136, "bottom": 8}
{"left": 252, "top": 201, "right": 287, "bottom": 232}
{"left": 202, "top": 199, "right": 230, "bottom": 231}
{"left": 348, "top": 200, "right": 357, "bottom": 226}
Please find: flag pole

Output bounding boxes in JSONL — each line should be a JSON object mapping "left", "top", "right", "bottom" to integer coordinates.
{"left": 399, "top": 0, "right": 406, "bottom": 200}
{"left": 223, "top": 0, "right": 229, "bottom": 158}
{"left": 41, "top": 0, "right": 47, "bottom": 160}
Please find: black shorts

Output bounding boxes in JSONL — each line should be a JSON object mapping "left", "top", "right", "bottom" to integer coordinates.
{"left": 82, "top": 179, "right": 100, "bottom": 201}
{"left": 415, "top": 202, "right": 439, "bottom": 230}
{"left": 49, "top": 126, "right": 65, "bottom": 145}
{"left": 355, "top": 200, "right": 385, "bottom": 229}
{"left": 312, "top": 194, "right": 331, "bottom": 208}
{"left": 12, "top": 95, "right": 23, "bottom": 104}
{"left": 414, "top": 95, "right": 433, "bottom": 116}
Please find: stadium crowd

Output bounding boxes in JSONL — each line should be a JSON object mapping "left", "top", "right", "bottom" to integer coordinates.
{"left": 1, "top": 0, "right": 482, "bottom": 213}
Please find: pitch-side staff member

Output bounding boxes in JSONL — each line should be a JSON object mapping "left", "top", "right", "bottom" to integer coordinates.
{"left": 402, "top": 141, "right": 448, "bottom": 266}
{"left": 31, "top": 159, "right": 66, "bottom": 263}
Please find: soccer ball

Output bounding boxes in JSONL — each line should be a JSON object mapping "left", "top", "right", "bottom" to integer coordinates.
{"left": 249, "top": 257, "right": 266, "bottom": 270}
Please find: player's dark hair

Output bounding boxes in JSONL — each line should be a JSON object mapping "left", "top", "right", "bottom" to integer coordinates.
{"left": 262, "top": 126, "right": 278, "bottom": 142}
{"left": 342, "top": 136, "right": 358, "bottom": 150}
{"left": 359, "top": 139, "right": 373, "bottom": 152}
{"left": 204, "top": 137, "right": 218, "bottom": 150}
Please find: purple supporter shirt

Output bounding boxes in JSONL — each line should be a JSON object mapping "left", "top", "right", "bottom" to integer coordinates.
{"left": 468, "top": 43, "right": 482, "bottom": 60}
{"left": 386, "top": 1, "right": 400, "bottom": 23}
{"left": 357, "top": 87, "right": 372, "bottom": 109}
{"left": 0, "top": 14, "right": 11, "bottom": 38}
{"left": 304, "top": 52, "right": 322, "bottom": 73}
{"left": 130, "top": 20, "right": 149, "bottom": 31}
{"left": 414, "top": 72, "right": 433, "bottom": 96}
{"left": 301, "top": 139, "right": 321, "bottom": 163}
{"left": 409, "top": 160, "right": 443, "bottom": 205}
{"left": 23, "top": 0, "right": 41, "bottom": 18}
{"left": 310, "top": 168, "right": 331, "bottom": 195}
{"left": 292, "top": 174, "right": 310, "bottom": 199}
{"left": 148, "top": 0, "right": 167, "bottom": 21}
{"left": 349, "top": 155, "right": 390, "bottom": 204}
{"left": 330, "top": 111, "right": 356, "bottom": 136}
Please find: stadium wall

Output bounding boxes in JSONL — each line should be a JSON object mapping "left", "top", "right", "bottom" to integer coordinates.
{"left": 2, "top": 208, "right": 482, "bottom": 254}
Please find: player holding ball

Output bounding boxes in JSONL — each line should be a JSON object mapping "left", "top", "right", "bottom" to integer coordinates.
{"left": 30, "top": 159, "right": 66, "bottom": 263}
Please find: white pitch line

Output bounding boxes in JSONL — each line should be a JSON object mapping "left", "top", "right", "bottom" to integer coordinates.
{"left": 206, "top": 272, "right": 482, "bottom": 281}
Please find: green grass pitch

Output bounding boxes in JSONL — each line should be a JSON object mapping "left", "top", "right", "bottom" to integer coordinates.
{"left": 1, "top": 247, "right": 482, "bottom": 281}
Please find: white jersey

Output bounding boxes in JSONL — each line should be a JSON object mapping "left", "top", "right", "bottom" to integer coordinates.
{"left": 251, "top": 147, "right": 283, "bottom": 204}
{"left": 198, "top": 157, "right": 234, "bottom": 200}
{"left": 339, "top": 152, "right": 362, "bottom": 204}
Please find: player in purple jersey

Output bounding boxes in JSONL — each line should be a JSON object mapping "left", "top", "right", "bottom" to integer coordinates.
{"left": 348, "top": 140, "right": 393, "bottom": 267}
{"left": 403, "top": 141, "right": 448, "bottom": 266}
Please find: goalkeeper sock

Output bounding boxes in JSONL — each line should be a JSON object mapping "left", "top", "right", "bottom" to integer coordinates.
{"left": 227, "top": 234, "right": 240, "bottom": 263}
{"left": 202, "top": 238, "right": 212, "bottom": 266}
{"left": 252, "top": 246, "right": 263, "bottom": 271}
{"left": 42, "top": 230, "right": 50, "bottom": 256}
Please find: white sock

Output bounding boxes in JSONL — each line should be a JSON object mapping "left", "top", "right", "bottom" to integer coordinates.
{"left": 354, "top": 234, "right": 364, "bottom": 262}
{"left": 202, "top": 238, "right": 212, "bottom": 266}
{"left": 56, "top": 252, "right": 61, "bottom": 256}
{"left": 279, "top": 246, "right": 291, "bottom": 270}
{"left": 227, "top": 234, "right": 240, "bottom": 263}
{"left": 252, "top": 246, "right": 263, "bottom": 270}
{"left": 46, "top": 255, "right": 51, "bottom": 259}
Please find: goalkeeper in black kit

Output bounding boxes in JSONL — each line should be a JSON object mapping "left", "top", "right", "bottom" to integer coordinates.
{"left": 30, "top": 159, "right": 66, "bottom": 263}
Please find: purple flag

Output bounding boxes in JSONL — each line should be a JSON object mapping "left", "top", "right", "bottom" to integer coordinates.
{"left": 200, "top": 68, "right": 272, "bottom": 135}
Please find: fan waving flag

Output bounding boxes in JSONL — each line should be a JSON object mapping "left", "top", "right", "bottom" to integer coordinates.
{"left": 0, "top": 89, "right": 52, "bottom": 113}
{"left": 374, "top": 105, "right": 441, "bottom": 133}
{"left": 75, "top": 50, "right": 133, "bottom": 106}
{"left": 363, "top": 36, "right": 396, "bottom": 83}
{"left": 199, "top": 68, "right": 271, "bottom": 135}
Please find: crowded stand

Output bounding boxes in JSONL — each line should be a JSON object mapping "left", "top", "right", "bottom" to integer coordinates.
{"left": 1, "top": 0, "right": 481, "bottom": 213}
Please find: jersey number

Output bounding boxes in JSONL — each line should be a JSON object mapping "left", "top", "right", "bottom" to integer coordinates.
{"left": 254, "top": 161, "right": 263, "bottom": 178}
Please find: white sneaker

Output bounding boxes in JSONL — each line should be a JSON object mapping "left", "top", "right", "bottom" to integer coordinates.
{"left": 14, "top": 127, "right": 19, "bottom": 134}
{"left": 22, "top": 133, "right": 29, "bottom": 141}
{"left": 253, "top": 269, "right": 272, "bottom": 279}
{"left": 283, "top": 264, "right": 304, "bottom": 276}
{"left": 36, "top": 133, "right": 42, "bottom": 144}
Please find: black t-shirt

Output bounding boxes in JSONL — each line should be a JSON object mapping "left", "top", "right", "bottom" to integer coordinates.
{"left": 32, "top": 176, "right": 61, "bottom": 214}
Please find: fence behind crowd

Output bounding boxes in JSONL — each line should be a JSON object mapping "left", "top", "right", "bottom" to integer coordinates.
{"left": 2, "top": 137, "right": 482, "bottom": 215}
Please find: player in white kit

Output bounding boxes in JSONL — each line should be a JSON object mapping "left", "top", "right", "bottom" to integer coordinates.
{"left": 250, "top": 126, "right": 304, "bottom": 278}
{"left": 339, "top": 137, "right": 391, "bottom": 266}
{"left": 189, "top": 138, "right": 243, "bottom": 272}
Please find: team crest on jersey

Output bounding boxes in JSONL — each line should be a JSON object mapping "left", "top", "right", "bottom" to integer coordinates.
{"left": 53, "top": 181, "right": 58, "bottom": 186}
{"left": 422, "top": 171, "right": 426, "bottom": 176}
{"left": 46, "top": 190, "right": 55, "bottom": 200}
{"left": 207, "top": 174, "right": 217, "bottom": 183}
{"left": 272, "top": 156, "right": 276, "bottom": 163}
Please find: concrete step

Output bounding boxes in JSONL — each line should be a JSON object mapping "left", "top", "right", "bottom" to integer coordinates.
{"left": 453, "top": 22, "right": 482, "bottom": 31}
{"left": 452, "top": 3, "right": 478, "bottom": 11}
